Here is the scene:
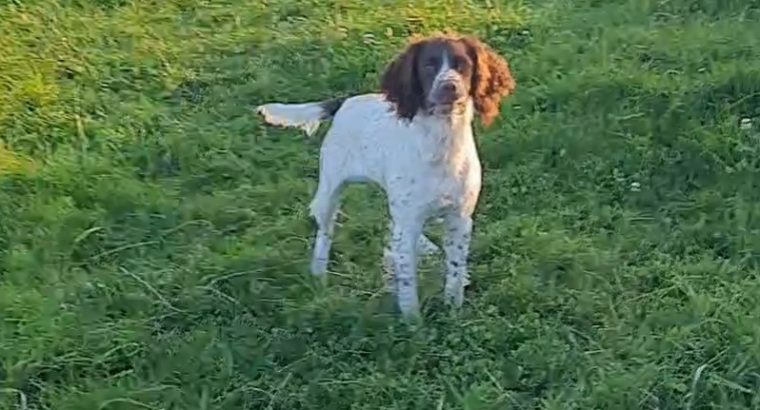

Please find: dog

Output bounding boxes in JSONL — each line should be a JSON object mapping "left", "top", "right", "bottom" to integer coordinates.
{"left": 255, "top": 33, "right": 515, "bottom": 318}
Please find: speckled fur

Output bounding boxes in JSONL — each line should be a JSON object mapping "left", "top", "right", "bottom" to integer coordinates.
{"left": 255, "top": 34, "right": 515, "bottom": 318}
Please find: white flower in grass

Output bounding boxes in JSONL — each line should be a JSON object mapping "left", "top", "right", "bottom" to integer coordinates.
{"left": 740, "top": 118, "right": 752, "bottom": 130}
{"left": 362, "top": 33, "right": 378, "bottom": 46}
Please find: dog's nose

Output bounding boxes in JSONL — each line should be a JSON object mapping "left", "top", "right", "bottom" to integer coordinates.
{"left": 436, "top": 82, "right": 460, "bottom": 103}
{"left": 441, "top": 82, "right": 456, "bottom": 94}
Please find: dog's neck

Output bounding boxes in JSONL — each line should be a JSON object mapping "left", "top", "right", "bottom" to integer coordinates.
{"left": 419, "top": 98, "right": 474, "bottom": 128}
{"left": 417, "top": 99, "right": 476, "bottom": 163}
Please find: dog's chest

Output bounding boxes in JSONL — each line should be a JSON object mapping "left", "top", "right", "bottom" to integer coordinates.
{"left": 425, "top": 153, "right": 481, "bottom": 213}
{"left": 392, "top": 126, "right": 482, "bottom": 215}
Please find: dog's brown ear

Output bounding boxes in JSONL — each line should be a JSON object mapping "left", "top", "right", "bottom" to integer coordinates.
{"left": 380, "top": 39, "right": 425, "bottom": 121}
{"left": 462, "top": 36, "right": 516, "bottom": 127}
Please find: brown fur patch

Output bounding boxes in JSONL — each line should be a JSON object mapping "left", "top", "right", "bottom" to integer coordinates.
{"left": 380, "top": 40, "right": 426, "bottom": 121}
{"left": 380, "top": 33, "right": 515, "bottom": 126}
{"left": 461, "top": 36, "right": 516, "bottom": 127}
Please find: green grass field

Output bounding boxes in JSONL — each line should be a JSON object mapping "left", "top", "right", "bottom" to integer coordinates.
{"left": 2, "top": 0, "right": 760, "bottom": 408}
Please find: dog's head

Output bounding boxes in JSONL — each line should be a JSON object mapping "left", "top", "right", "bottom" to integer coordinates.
{"left": 380, "top": 33, "right": 515, "bottom": 126}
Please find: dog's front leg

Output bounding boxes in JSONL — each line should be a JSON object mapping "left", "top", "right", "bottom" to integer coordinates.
{"left": 382, "top": 221, "right": 440, "bottom": 294}
{"left": 442, "top": 213, "right": 472, "bottom": 307}
{"left": 389, "top": 218, "right": 424, "bottom": 318}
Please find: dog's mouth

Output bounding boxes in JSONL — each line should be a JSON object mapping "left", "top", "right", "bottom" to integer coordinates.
{"left": 429, "top": 100, "right": 467, "bottom": 116}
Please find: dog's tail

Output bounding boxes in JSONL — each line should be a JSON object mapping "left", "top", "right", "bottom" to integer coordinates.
{"left": 255, "top": 97, "right": 346, "bottom": 137}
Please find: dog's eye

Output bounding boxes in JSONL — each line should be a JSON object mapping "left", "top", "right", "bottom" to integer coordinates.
{"left": 452, "top": 57, "right": 469, "bottom": 71}
{"left": 424, "top": 57, "right": 439, "bottom": 71}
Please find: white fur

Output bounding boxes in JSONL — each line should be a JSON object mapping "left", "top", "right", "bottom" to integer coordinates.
{"left": 431, "top": 50, "right": 456, "bottom": 97}
{"left": 256, "top": 102, "right": 324, "bottom": 136}
{"left": 256, "top": 93, "right": 481, "bottom": 318}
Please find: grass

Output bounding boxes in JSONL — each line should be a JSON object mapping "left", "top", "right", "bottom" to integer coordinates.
{"left": 1, "top": 0, "right": 760, "bottom": 408}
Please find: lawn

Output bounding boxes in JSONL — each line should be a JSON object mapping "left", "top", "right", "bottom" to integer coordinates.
{"left": 1, "top": 0, "right": 760, "bottom": 408}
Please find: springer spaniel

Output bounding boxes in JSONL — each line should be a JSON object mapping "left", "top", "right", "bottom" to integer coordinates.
{"left": 256, "top": 33, "right": 515, "bottom": 318}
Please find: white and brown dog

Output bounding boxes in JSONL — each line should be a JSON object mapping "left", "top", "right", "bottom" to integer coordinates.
{"left": 256, "top": 33, "right": 516, "bottom": 318}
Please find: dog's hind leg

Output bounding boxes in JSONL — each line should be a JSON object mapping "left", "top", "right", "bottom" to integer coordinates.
{"left": 309, "top": 177, "right": 345, "bottom": 276}
{"left": 417, "top": 234, "right": 440, "bottom": 256}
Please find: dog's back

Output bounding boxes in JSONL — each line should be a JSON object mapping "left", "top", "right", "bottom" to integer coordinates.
{"left": 257, "top": 93, "right": 426, "bottom": 185}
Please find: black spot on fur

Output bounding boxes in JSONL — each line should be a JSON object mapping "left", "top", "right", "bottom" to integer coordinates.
{"left": 319, "top": 97, "right": 347, "bottom": 119}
